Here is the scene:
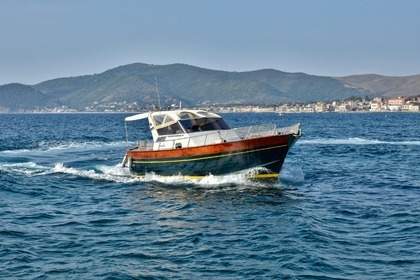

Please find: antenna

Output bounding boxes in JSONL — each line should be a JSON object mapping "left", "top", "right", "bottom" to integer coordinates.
{"left": 154, "top": 76, "right": 161, "bottom": 110}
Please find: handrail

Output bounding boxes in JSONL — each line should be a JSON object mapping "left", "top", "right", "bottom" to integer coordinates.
{"left": 134, "top": 123, "right": 299, "bottom": 151}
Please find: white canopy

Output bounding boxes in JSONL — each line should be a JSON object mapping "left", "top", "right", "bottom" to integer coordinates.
{"left": 124, "top": 112, "right": 150, "bottom": 122}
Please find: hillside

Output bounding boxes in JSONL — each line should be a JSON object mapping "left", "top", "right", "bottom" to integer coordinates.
{"left": 337, "top": 74, "right": 420, "bottom": 97}
{"left": 0, "top": 83, "right": 56, "bottom": 112}
{"left": 233, "top": 69, "right": 372, "bottom": 102}
{"left": 33, "top": 63, "right": 290, "bottom": 109}
{"left": 0, "top": 63, "right": 418, "bottom": 112}
{"left": 31, "top": 63, "right": 375, "bottom": 109}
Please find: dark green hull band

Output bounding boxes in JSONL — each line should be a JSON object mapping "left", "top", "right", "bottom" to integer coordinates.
{"left": 130, "top": 144, "right": 290, "bottom": 177}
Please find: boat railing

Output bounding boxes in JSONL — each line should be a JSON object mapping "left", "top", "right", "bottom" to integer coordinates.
{"left": 276, "top": 123, "right": 301, "bottom": 136}
{"left": 137, "top": 140, "right": 152, "bottom": 150}
{"left": 231, "top": 123, "right": 277, "bottom": 139}
{"left": 134, "top": 123, "right": 299, "bottom": 151}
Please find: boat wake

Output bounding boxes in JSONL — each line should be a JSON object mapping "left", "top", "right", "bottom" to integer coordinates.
{"left": 300, "top": 138, "right": 420, "bottom": 146}
{"left": 1, "top": 140, "right": 129, "bottom": 154}
{"left": 0, "top": 159, "right": 303, "bottom": 187}
{"left": 139, "top": 167, "right": 277, "bottom": 187}
{"left": 52, "top": 163, "right": 139, "bottom": 183}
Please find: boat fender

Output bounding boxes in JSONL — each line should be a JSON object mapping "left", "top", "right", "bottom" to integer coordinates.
{"left": 128, "top": 157, "right": 133, "bottom": 168}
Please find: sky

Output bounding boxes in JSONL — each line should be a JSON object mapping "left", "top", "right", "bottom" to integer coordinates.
{"left": 1, "top": 0, "right": 420, "bottom": 85}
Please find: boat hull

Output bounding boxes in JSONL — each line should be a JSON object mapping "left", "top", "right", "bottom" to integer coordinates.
{"left": 125, "top": 133, "right": 299, "bottom": 178}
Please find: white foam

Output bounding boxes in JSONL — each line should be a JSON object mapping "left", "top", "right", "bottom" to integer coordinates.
{"left": 52, "top": 163, "right": 138, "bottom": 183}
{"left": 43, "top": 163, "right": 263, "bottom": 186}
{"left": 0, "top": 160, "right": 135, "bottom": 183}
{"left": 299, "top": 138, "right": 420, "bottom": 146}
{"left": 137, "top": 167, "right": 275, "bottom": 187}
{"left": 1, "top": 140, "right": 130, "bottom": 155}
{"left": 0, "top": 161, "right": 52, "bottom": 176}
{"left": 49, "top": 163, "right": 262, "bottom": 186}
{"left": 96, "top": 164, "right": 127, "bottom": 177}
{"left": 1, "top": 160, "right": 297, "bottom": 187}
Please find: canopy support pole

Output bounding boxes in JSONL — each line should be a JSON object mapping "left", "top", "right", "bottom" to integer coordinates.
{"left": 125, "top": 122, "right": 129, "bottom": 144}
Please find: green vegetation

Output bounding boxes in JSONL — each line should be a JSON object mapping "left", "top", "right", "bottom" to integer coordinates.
{"left": 0, "top": 63, "right": 418, "bottom": 112}
{"left": 0, "top": 83, "right": 57, "bottom": 112}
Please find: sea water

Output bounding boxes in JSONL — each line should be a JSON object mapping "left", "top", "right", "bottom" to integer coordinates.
{"left": 0, "top": 112, "right": 419, "bottom": 279}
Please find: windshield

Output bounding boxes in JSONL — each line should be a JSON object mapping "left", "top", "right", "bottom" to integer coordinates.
{"left": 156, "top": 122, "right": 184, "bottom": 135}
{"left": 179, "top": 117, "right": 230, "bottom": 133}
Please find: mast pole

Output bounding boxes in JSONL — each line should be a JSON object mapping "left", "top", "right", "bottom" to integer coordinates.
{"left": 154, "top": 76, "right": 161, "bottom": 110}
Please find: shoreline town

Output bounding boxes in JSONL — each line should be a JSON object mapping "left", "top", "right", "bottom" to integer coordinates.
{"left": 2, "top": 96, "right": 419, "bottom": 114}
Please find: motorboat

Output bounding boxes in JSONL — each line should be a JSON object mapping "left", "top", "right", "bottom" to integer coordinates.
{"left": 121, "top": 109, "right": 301, "bottom": 179}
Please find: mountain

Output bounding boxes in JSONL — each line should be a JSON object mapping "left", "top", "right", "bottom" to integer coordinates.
{"left": 336, "top": 74, "right": 420, "bottom": 97}
{"left": 0, "top": 63, "right": 418, "bottom": 112}
{"left": 31, "top": 63, "right": 374, "bottom": 109}
{"left": 0, "top": 83, "right": 57, "bottom": 112}
{"left": 33, "top": 63, "right": 291, "bottom": 109}
{"left": 232, "top": 69, "right": 372, "bottom": 102}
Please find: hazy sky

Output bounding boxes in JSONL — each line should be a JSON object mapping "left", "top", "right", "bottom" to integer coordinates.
{"left": 1, "top": 0, "right": 420, "bottom": 85}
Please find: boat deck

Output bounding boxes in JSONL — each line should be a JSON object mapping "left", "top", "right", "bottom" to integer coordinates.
{"left": 130, "top": 123, "right": 300, "bottom": 152}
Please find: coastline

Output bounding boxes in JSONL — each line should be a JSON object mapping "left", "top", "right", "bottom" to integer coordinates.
{"left": 1, "top": 110, "right": 419, "bottom": 115}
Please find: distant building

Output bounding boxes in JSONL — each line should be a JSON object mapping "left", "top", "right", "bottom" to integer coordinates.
{"left": 388, "top": 96, "right": 406, "bottom": 111}
{"left": 337, "top": 103, "right": 349, "bottom": 112}
{"left": 346, "top": 100, "right": 357, "bottom": 111}
{"left": 315, "top": 102, "right": 327, "bottom": 113}
{"left": 370, "top": 101, "right": 382, "bottom": 112}
{"left": 303, "top": 104, "right": 315, "bottom": 113}
{"left": 409, "top": 102, "right": 420, "bottom": 112}
{"left": 278, "top": 104, "right": 289, "bottom": 112}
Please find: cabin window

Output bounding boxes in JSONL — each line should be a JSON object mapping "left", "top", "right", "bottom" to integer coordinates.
{"left": 179, "top": 119, "right": 194, "bottom": 132}
{"left": 179, "top": 118, "right": 230, "bottom": 133}
{"left": 179, "top": 112, "right": 197, "bottom": 120}
{"left": 153, "top": 115, "right": 165, "bottom": 126}
{"left": 198, "top": 118, "right": 230, "bottom": 131}
{"left": 163, "top": 115, "right": 175, "bottom": 125}
{"left": 157, "top": 122, "right": 184, "bottom": 135}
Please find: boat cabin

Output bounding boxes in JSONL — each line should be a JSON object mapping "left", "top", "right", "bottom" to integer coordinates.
{"left": 125, "top": 110, "right": 239, "bottom": 150}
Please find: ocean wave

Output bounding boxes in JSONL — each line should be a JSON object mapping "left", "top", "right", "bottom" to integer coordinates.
{"left": 299, "top": 138, "right": 420, "bottom": 146}
{"left": 0, "top": 161, "right": 132, "bottom": 183}
{"left": 0, "top": 162, "right": 53, "bottom": 176}
{"left": 279, "top": 164, "right": 305, "bottom": 183}
{"left": 0, "top": 160, "right": 292, "bottom": 187}
{"left": 140, "top": 170, "right": 263, "bottom": 187}
{"left": 52, "top": 163, "right": 269, "bottom": 186}
{"left": 136, "top": 166, "right": 297, "bottom": 188}
{"left": 0, "top": 140, "right": 130, "bottom": 154}
{"left": 52, "top": 163, "right": 137, "bottom": 183}
{"left": 50, "top": 163, "right": 264, "bottom": 187}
